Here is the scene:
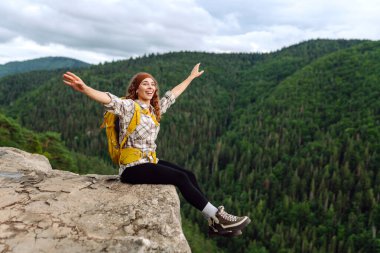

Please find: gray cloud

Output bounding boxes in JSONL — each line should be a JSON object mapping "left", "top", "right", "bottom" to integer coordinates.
{"left": 0, "top": 27, "right": 16, "bottom": 43}
{"left": 0, "top": 0, "right": 379, "bottom": 64}
{"left": 0, "top": 0, "right": 218, "bottom": 59}
{"left": 195, "top": 0, "right": 380, "bottom": 31}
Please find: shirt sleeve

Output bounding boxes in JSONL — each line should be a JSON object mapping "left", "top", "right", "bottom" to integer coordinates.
{"left": 103, "top": 92, "right": 135, "bottom": 120}
{"left": 160, "top": 90, "right": 176, "bottom": 114}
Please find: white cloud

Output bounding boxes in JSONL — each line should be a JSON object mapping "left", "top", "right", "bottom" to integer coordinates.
{"left": 0, "top": 0, "right": 220, "bottom": 63}
{"left": 0, "top": 37, "right": 118, "bottom": 64}
{"left": 0, "top": 0, "right": 379, "bottom": 64}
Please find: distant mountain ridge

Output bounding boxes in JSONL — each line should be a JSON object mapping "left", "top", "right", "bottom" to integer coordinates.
{"left": 0, "top": 56, "right": 91, "bottom": 78}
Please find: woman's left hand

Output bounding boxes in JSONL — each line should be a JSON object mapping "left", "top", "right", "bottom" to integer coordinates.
{"left": 190, "top": 63, "right": 204, "bottom": 79}
{"left": 171, "top": 63, "right": 204, "bottom": 98}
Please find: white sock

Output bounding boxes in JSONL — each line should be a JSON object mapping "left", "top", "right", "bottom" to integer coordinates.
{"left": 201, "top": 202, "right": 218, "bottom": 219}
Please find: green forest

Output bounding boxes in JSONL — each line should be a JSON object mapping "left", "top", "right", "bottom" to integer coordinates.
{"left": 0, "top": 39, "right": 379, "bottom": 253}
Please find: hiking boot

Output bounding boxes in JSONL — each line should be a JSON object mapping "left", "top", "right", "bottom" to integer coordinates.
{"left": 208, "top": 226, "right": 242, "bottom": 238}
{"left": 208, "top": 206, "right": 251, "bottom": 233}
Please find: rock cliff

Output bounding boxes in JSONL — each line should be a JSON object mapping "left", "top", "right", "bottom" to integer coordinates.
{"left": 0, "top": 147, "right": 191, "bottom": 253}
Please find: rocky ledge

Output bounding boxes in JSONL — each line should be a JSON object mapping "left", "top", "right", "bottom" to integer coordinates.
{"left": 0, "top": 147, "right": 191, "bottom": 253}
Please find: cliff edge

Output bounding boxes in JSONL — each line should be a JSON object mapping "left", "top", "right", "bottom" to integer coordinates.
{"left": 0, "top": 147, "right": 191, "bottom": 253}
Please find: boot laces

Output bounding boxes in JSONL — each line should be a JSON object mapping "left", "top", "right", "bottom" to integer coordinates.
{"left": 218, "top": 206, "right": 237, "bottom": 222}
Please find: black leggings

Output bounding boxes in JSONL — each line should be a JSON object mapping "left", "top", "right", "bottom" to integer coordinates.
{"left": 120, "top": 160, "right": 209, "bottom": 211}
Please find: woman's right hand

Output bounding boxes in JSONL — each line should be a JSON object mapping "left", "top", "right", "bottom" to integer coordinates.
{"left": 62, "top": 71, "right": 111, "bottom": 104}
{"left": 62, "top": 71, "right": 88, "bottom": 92}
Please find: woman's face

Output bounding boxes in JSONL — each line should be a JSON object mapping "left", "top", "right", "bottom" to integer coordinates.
{"left": 136, "top": 77, "right": 156, "bottom": 101}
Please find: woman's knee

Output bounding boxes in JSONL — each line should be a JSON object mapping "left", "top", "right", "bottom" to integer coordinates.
{"left": 175, "top": 171, "right": 192, "bottom": 187}
{"left": 184, "top": 170, "right": 197, "bottom": 182}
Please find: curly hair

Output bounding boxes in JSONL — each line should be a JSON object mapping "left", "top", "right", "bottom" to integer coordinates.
{"left": 125, "top": 72, "right": 161, "bottom": 122}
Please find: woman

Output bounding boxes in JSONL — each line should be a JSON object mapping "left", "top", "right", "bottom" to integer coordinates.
{"left": 62, "top": 63, "right": 251, "bottom": 237}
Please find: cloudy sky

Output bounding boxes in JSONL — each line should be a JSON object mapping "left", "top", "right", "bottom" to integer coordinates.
{"left": 0, "top": 0, "right": 379, "bottom": 64}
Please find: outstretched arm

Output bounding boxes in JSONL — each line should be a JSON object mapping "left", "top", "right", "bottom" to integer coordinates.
{"left": 62, "top": 71, "right": 111, "bottom": 104}
{"left": 171, "top": 63, "right": 204, "bottom": 98}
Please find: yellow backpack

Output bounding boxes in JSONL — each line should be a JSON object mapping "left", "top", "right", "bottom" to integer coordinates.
{"left": 100, "top": 100, "right": 158, "bottom": 165}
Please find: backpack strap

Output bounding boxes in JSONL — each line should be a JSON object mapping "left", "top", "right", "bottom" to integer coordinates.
{"left": 119, "top": 102, "right": 141, "bottom": 150}
{"left": 140, "top": 108, "right": 159, "bottom": 126}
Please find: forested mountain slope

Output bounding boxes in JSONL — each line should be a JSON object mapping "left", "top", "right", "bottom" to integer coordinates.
{"left": 0, "top": 56, "right": 90, "bottom": 78}
{"left": 0, "top": 112, "right": 112, "bottom": 174}
{"left": 1, "top": 39, "right": 379, "bottom": 252}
